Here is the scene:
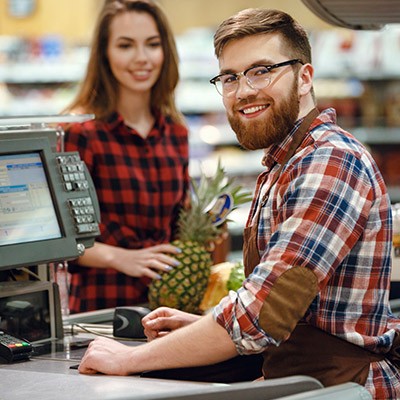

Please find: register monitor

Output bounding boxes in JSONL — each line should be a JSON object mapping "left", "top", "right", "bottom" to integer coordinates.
{"left": 0, "top": 126, "right": 101, "bottom": 271}
{"left": 0, "top": 118, "right": 100, "bottom": 344}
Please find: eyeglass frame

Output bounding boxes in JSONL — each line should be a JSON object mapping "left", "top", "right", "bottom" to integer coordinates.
{"left": 209, "top": 59, "right": 304, "bottom": 97}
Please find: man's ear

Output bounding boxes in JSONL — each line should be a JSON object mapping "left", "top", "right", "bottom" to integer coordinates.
{"left": 298, "top": 63, "right": 314, "bottom": 96}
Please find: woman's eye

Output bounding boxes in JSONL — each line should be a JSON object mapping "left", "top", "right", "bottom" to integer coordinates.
{"left": 117, "top": 43, "right": 131, "bottom": 49}
{"left": 148, "top": 41, "right": 162, "bottom": 48}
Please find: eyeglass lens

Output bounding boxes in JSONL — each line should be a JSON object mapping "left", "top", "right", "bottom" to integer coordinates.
{"left": 212, "top": 59, "right": 303, "bottom": 97}
{"left": 216, "top": 66, "right": 272, "bottom": 97}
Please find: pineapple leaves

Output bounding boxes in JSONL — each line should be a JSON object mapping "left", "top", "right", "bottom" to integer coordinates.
{"left": 177, "top": 159, "right": 252, "bottom": 246}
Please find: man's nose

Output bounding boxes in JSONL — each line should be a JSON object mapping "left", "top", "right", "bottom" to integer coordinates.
{"left": 235, "top": 76, "right": 258, "bottom": 99}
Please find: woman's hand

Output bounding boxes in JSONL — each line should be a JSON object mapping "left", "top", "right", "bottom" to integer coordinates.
{"left": 142, "top": 307, "right": 201, "bottom": 341}
{"left": 78, "top": 242, "right": 181, "bottom": 280}
{"left": 112, "top": 244, "right": 181, "bottom": 279}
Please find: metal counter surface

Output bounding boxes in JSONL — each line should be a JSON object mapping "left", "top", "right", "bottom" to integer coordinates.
{"left": 0, "top": 350, "right": 371, "bottom": 400}
{"left": 0, "top": 355, "right": 217, "bottom": 400}
{"left": 0, "top": 335, "right": 370, "bottom": 400}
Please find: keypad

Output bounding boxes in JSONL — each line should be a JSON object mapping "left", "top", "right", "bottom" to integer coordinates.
{"left": 57, "top": 154, "right": 88, "bottom": 192}
{"left": 56, "top": 153, "right": 100, "bottom": 236}
{"left": 68, "top": 197, "right": 99, "bottom": 233}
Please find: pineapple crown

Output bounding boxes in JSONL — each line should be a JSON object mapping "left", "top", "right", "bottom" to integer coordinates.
{"left": 177, "top": 159, "right": 252, "bottom": 246}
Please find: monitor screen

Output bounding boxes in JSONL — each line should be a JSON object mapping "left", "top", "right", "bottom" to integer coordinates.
{"left": 0, "top": 152, "right": 62, "bottom": 246}
{"left": 0, "top": 131, "right": 100, "bottom": 272}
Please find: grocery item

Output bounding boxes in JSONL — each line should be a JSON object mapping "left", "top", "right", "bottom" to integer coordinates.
{"left": 148, "top": 161, "right": 251, "bottom": 314}
{"left": 199, "top": 260, "right": 245, "bottom": 312}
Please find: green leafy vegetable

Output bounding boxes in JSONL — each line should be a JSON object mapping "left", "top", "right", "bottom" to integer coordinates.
{"left": 226, "top": 261, "right": 245, "bottom": 291}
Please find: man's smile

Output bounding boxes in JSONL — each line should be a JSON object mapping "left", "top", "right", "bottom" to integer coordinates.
{"left": 240, "top": 104, "right": 269, "bottom": 116}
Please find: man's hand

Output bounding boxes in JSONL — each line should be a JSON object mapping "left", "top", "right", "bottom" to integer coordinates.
{"left": 142, "top": 307, "right": 201, "bottom": 340}
{"left": 78, "top": 313, "right": 238, "bottom": 376}
{"left": 78, "top": 337, "right": 134, "bottom": 375}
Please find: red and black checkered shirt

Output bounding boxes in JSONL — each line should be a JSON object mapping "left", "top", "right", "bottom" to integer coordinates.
{"left": 64, "top": 111, "right": 189, "bottom": 313}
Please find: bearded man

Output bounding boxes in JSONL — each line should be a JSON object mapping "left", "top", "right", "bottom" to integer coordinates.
{"left": 78, "top": 8, "right": 399, "bottom": 399}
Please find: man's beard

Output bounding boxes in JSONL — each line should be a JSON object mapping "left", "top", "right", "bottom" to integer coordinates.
{"left": 227, "top": 80, "right": 300, "bottom": 150}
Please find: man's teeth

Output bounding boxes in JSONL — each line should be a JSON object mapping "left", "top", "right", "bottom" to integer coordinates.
{"left": 242, "top": 105, "right": 266, "bottom": 114}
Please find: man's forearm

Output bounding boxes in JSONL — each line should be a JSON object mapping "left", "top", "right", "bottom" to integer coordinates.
{"left": 127, "top": 313, "right": 238, "bottom": 373}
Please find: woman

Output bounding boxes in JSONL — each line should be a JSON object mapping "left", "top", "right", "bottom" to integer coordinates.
{"left": 63, "top": 0, "right": 189, "bottom": 313}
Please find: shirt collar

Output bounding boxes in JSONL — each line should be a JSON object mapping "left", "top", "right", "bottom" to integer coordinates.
{"left": 104, "top": 110, "right": 167, "bottom": 138}
{"left": 261, "top": 108, "right": 331, "bottom": 170}
{"left": 262, "top": 117, "right": 304, "bottom": 169}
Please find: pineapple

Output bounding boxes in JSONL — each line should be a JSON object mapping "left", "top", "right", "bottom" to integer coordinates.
{"left": 148, "top": 160, "right": 252, "bottom": 314}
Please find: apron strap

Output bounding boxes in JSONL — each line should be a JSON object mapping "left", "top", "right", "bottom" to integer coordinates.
{"left": 243, "top": 107, "right": 319, "bottom": 275}
{"left": 260, "top": 107, "right": 319, "bottom": 206}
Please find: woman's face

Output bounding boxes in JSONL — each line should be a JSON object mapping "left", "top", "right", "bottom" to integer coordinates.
{"left": 107, "top": 10, "right": 164, "bottom": 96}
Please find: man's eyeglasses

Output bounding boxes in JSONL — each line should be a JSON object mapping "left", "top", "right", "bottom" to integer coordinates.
{"left": 209, "top": 59, "right": 304, "bottom": 98}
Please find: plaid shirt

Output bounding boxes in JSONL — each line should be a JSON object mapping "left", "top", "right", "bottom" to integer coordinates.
{"left": 64, "top": 111, "right": 189, "bottom": 313}
{"left": 214, "top": 108, "right": 400, "bottom": 398}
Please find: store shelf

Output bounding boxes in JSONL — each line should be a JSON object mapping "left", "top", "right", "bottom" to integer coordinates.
{"left": 352, "top": 127, "right": 400, "bottom": 144}
{"left": 177, "top": 80, "right": 224, "bottom": 114}
{"left": 0, "top": 62, "right": 86, "bottom": 83}
{"left": 0, "top": 84, "right": 77, "bottom": 116}
{"left": 189, "top": 148, "right": 265, "bottom": 179}
{"left": 388, "top": 186, "right": 400, "bottom": 204}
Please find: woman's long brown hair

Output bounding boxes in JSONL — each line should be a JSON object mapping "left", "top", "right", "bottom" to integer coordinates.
{"left": 64, "top": 0, "right": 184, "bottom": 125}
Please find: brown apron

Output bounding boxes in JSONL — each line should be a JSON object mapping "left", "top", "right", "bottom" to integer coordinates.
{"left": 242, "top": 108, "right": 398, "bottom": 387}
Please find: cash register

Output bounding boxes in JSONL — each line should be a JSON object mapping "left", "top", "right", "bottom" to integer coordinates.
{"left": 0, "top": 114, "right": 101, "bottom": 359}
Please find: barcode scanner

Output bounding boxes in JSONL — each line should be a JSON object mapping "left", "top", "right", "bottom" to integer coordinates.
{"left": 112, "top": 306, "right": 151, "bottom": 339}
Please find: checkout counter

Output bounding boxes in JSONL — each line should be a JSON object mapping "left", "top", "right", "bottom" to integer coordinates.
{"left": 0, "top": 116, "right": 371, "bottom": 400}
{"left": 0, "top": 360, "right": 369, "bottom": 400}
{"left": 0, "top": 322, "right": 372, "bottom": 400}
